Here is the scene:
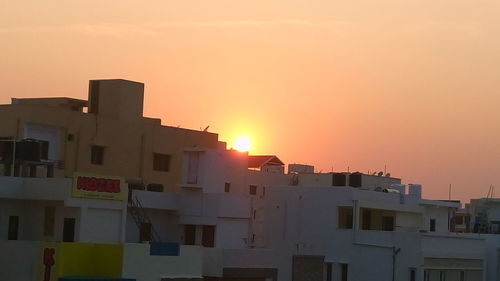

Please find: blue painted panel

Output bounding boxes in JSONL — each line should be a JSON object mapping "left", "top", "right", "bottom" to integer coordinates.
{"left": 149, "top": 242, "right": 180, "bottom": 256}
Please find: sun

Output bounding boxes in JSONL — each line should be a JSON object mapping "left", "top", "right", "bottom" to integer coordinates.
{"left": 233, "top": 136, "right": 251, "bottom": 152}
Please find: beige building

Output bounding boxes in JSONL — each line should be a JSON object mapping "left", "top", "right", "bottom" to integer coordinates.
{"left": 0, "top": 79, "right": 219, "bottom": 193}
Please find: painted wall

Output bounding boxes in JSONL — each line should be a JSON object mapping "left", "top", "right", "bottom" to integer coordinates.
{"left": 39, "top": 242, "right": 123, "bottom": 281}
{"left": 122, "top": 243, "right": 203, "bottom": 281}
{"left": 0, "top": 240, "right": 40, "bottom": 281}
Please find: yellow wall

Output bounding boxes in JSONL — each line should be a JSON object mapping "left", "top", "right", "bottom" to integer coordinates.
{"left": 39, "top": 242, "right": 123, "bottom": 281}
{"left": 0, "top": 85, "right": 219, "bottom": 193}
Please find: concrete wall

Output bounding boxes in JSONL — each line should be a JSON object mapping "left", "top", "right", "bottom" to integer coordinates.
{"left": 0, "top": 240, "right": 40, "bottom": 281}
{"left": 0, "top": 199, "right": 79, "bottom": 242}
{"left": 423, "top": 206, "right": 453, "bottom": 233}
{"left": 0, "top": 91, "right": 219, "bottom": 193}
{"left": 122, "top": 243, "right": 203, "bottom": 281}
{"left": 215, "top": 218, "right": 249, "bottom": 249}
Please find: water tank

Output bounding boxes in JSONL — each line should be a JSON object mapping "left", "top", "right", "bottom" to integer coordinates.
{"left": 408, "top": 184, "right": 422, "bottom": 199}
{"left": 390, "top": 184, "right": 406, "bottom": 194}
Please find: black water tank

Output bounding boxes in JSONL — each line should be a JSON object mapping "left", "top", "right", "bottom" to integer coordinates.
{"left": 332, "top": 173, "right": 347, "bottom": 186}
{"left": 349, "top": 173, "right": 362, "bottom": 187}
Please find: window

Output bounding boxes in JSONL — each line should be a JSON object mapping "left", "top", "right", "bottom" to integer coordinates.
{"left": 91, "top": 145, "right": 104, "bottom": 165}
{"left": 153, "top": 153, "right": 171, "bottom": 172}
{"left": 202, "top": 225, "right": 215, "bottom": 248}
{"left": 341, "top": 263, "right": 348, "bottom": 281}
{"left": 184, "top": 225, "right": 196, "bottom": 245}
{"left": 338, "top": 207, "right": 353, "bottom": 229}
{"left": 224, "top": 182, "right": 230, "bottom": 193}
{"left": 43, "top": 207, "right": 55, "bottom": 236}
{"left": 40, "top": 140, "right": 49, "bottom": 160}
{"left": 430, "top": 219, "right": 436, "bottom": 232}
{"left": 63, "top": 218, "right": 75, "bottom": 242}
{"left": 325, "top": 263, "right": 333, "bottom": 281}
{"left": 409, "top": 268, "right": 416, "bottom": 281}
{"left": 424, "top": 270, "right": 430, "bottom": 281}
{"left": 186, "top": 151, "right": 200, "bottom": 184}
{"left": 262, "top": 186, "right": 266, "bottom": 197}
{"left": 382, "top": 216, "right": 395, "bottom": 231}
{"left": 439, "top": 271, "right": 445, "bottom": 281}
{"left": 460, "top": 271, "right": 465, "bottom": 281}
{"left": 8, "top": 216, "right": 19, "bottom": 240}
{"left": 249, "top": 185, "right": 257, "bottom": 195}
{"left": 362, "top": 209, "right": 372, "bottom": 230}
{"left": 139, "top": 222, "right": 152, "bottom": 242}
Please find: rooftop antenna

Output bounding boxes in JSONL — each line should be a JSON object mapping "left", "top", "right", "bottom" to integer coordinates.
{"left": 448, "top": 184, "right": 452, "bottom": 200}
{"left": 384, "top": 164, "right": 387, "bottom": 175}
{"left": 203, "top": 125, "right": 210, "bottom": 132}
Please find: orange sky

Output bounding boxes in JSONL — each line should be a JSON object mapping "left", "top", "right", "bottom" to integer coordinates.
{"left": 1, "top": 0, "right": 500, "bottom": 203}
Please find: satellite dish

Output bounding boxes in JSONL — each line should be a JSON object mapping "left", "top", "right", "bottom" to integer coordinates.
{"left": 378, "top": 171, "right": 383, "bottom": 176}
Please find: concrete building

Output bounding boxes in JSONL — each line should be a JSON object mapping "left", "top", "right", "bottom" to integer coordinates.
{"left": 0, "top": 79, "right": 499, "bottom": 281}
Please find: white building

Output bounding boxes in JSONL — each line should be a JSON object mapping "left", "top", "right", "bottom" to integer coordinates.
{"left": 1, "top": 79, "right": 499, "bottom": 281}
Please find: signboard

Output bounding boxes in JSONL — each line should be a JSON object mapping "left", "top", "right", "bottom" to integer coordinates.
{"left": 72, "top": 173, "right": 125, "bottom": 201}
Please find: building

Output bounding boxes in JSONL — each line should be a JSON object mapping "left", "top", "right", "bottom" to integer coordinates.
{"left": 0, "top": 79, "right": 499, "bottom": 281}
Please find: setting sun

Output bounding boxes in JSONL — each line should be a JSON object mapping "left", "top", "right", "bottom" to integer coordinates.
{"left": 233, "top": 136, "right": 251, "bottom": 152}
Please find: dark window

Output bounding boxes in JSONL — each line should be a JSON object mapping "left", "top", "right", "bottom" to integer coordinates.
{"left": 430, "top": 219, "right": 436, "bottom": 232}
{"left": 326, "top": 263, "right": 333, "bottom": 281}
{"left": 382, "top": 216, "right": 395, "bottom": 231}
{"left": 63, "top": 218, "right": 75, "bottom": 242}
{"left": 202, "top": 225, "right": 215, "bottom": 248}
{"left": 410, "top": 268, "right": 416, "bottom": 281}
{"left": 153, "top": 153, "right": 171, "bottom": 172}
{"left": 140, "top": 222, "right": 152, "bottom": 242}
{"left": 89, "top": 81, "right": 100, "bottom": 114}
{"left": 44, "top": 207, "right": 55, "bottom": 236}
{"left": 262, "top": 186, "right": 266, "bottom": 197}
{"left": 460, "top": 271, "right": 465, "bottom": 281}
{"left": 39, "top": 140, "right": 49, "bottom": 160}
{"left": 224, "top": 182, "right": 230, "bottom": 193}
{"left": 184, "top": 225, "right": 196, "bottom": 245}
{"left": 341, "top": 263, "right": 348, "bottom": 281}
{"left": 362, "top": 209, "right": 372, "bottom": 230}
{"left": 29, "top": 165, "right": 37, "bottom": 177}
{"left": 91, "top": 145, "right": 104, "bottom": 165}
{"left": 424, "top": 270, "right": 430, "bottom": 281}
{"left": 249, "top": 185, "right": 257, "bottom": 195}
{"left": 8, "top": 216, "right": 19, "bottom": 240}
{"left": 332, "top": 173, "right": 347, "bottom": 186}
{"left": 187, "top": 151, "right": 200, "bottom": 184}
{"left": 338, "top": 207, "right": 353, "bottom": 229}
{"left": 440, "top": 271, "right": 445, "bottom": 281}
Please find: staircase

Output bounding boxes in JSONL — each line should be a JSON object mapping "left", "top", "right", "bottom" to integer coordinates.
{"left": 128, "top": 194, "right": 161, "bottom": 242}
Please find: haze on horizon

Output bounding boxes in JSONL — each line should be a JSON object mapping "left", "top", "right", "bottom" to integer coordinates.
{"left": 1, "top": 0, "right": 499, "bottom": 203}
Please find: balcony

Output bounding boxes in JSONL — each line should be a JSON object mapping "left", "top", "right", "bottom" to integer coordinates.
{"left": 131, "top": 189, "right": 178, "bottom": 211}
{"left": 0, "top": 175, "right": 71, "bottom": 201}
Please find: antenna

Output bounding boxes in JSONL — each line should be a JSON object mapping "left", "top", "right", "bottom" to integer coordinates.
{"left": 203, "top": 125, "right": 210, "bottom": 132}
{"left": 448, "top": 184, "right": 452, "bottom": 200}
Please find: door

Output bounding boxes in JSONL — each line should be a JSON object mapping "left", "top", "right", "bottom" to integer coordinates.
{"left": 202, "top": 225, "right": 215, "bottom": 247}
{"left": 8, "top": 216, "right": 19, "bottom": 240}
{"left": 184, "top": 224, "right": 196, "bottom": 245}
{"left": 63, "top": 218, "right": 75, "bottom": 242}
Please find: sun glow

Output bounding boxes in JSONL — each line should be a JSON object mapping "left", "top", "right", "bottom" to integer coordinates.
{"left": 233, "top": 136, "right": 251, "bottom": 152}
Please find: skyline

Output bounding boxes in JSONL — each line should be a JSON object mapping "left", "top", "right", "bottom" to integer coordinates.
{"left": 2, "top": 0, "right": 500, "bottom": 202}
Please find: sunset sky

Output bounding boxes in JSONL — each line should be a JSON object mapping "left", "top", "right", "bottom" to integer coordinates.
{"left": 1, "top": 0, "right": 500, "bottom": 202}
